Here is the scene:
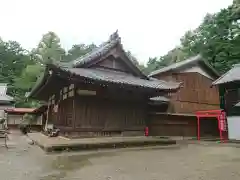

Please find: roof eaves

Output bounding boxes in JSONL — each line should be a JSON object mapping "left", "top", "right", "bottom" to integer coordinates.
{"left": 212, "top": 63, "right": 240, "bottom": 85}
{"left": 59, "top": 66, "right": 182, "bottom": 91}
{"left": 149, "top": 54, "right": 220, "bottom": 79}
{"left": 148, "top": 55, "right": 202, "bottom": 77}
{"left": 27, "top": 66, "right": 50, "bottom": 98}
{"left": 200, "top": 59, "right": 220, "bottom": 78}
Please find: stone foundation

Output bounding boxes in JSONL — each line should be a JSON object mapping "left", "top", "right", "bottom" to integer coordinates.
{"left": 60, "top": 130, "right": 145, "bottom": 138}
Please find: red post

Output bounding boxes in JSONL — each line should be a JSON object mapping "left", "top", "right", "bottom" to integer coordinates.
{"left": 197, "top": 116, "right": 200, "bottom": 141}
{"left": 145, "top": 127, "right": 149, "bottom": 137}
{"left": 217, "top": 115, "right": 223, "bottom": 143}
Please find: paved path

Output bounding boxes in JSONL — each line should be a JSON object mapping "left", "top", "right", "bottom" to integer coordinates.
{"left": 1, "top": 134, "right": 240, "bottom": 180}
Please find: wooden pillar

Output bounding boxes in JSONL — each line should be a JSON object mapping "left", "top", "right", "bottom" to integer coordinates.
{"left": 45, "top": 100, "right": 50, "bottom": 131}
{"left": 219, "top": 86, "right": 226, "bottom": 110}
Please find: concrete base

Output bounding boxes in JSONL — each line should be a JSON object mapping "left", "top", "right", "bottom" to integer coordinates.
{"left": 28, "top": 133, "right": 176, "bottom": 152}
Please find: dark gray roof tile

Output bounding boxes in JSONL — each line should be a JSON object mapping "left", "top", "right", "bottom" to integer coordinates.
{"left": 73, "top": 31, "right": 120, "bottom": 67}
{"left": 63, "top": 67, "right": 180, "bottom": 90}
{"left": 149, "top": 55, "right": 219, "bottom": 78}
{"left": 212, "top": 63, "right": 240, "bottom": 85}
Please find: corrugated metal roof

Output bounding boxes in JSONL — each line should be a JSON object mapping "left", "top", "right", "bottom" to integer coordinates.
{"left": 149, "top": 55, "right": 219, "bottom": 77}
{"left": 5, "top": 108, "right": 35, "bottom": 113}
{"left": 64, "top": 67, "right": 181, "bottom": 90}
{"left": 212, "top": 63, "right": 240, "bottom": 85}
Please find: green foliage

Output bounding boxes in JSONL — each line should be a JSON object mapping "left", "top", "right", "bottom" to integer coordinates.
{"left": 0, "top": 31, "right": 99, "bottom": 107}
{"left": 65, "top": 43, "right": 97, "bottom": 62}
{"left": 145, "top": 1, "right": 240, "bottom": 75}
{"left": 21, "top": 113, "right": 35, "bottom": 125}
{"left": 31, "top": 31, "right": 66, "bottom": 64}
{"left": 1, "top": 0, "right": 239, "bottom": 108}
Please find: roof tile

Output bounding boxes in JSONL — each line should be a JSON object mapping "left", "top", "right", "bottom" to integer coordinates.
{"left": 212, "top": 63, "right": 240, "bottom": 85}
{"left": 64, "top": 67, "right": 180, "bottom": 90}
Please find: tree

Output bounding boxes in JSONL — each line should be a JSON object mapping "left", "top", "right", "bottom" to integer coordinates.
{"left": 65, "top": 43, "right": 97, "bottom": 62}
{"left": 179, "top": 3, "right": 240, "bottom": 74}
{"left": 32, "top": 31, "right": 66, "bottom": 64}
{"left": 153, "top": 1, "right": 240, "bottom": 74}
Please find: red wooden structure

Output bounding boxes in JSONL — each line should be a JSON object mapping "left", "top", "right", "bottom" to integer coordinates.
{"left": 196, "top": 110, "right": 227, "bottom": 142}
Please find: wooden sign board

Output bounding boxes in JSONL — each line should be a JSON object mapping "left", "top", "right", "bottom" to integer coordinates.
{"left": 77, "top": 89, "right": 96, "bottom": 96}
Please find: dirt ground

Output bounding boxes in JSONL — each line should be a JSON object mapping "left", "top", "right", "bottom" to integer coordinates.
{"left": 1, "top": 133, "right": 240, "bottom": 180}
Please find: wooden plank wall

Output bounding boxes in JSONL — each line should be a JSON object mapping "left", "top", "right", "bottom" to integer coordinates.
{"left": 153, "top": 72, "right": 220, "bottom": 113}
{"left": 72, "top": 96, "right": 146, "bottom": 136}
{"left": 148, "top": 114, "right": 197, "bottom": 137}
{"left": 52, "top": 95, "right": 147, "bottom": 137}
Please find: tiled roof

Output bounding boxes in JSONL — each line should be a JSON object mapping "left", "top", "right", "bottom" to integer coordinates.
{"left": 212, "top": 63, "right": 240, "bottom": 85}
{"left": 28, "top": 32, "right": 182, "bottom": 99}
{"left": 63, "top": 67, "right": 181, "bottom": 90}
{"left": 71, "top": 31, "right": 146, "bottom": 78}
{"left": 149, "top": 55, "right": 219, "bottom": 77}
{"left": 73, "top": 31, "right": 120, "bottom": 67}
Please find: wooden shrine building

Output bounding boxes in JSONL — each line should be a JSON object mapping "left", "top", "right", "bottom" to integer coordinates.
{"left": 148, "top": 55, "right": 221, "bottom": 138}
{"left": 28, "top": 31, "right": 181, "bottom": 138}
{"left": 212, "top": 63, "right": 240, "bottom": 140}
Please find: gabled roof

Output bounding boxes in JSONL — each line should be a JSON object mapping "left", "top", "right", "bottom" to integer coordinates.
{"left": 71, "top": 31, "right": 147, "bottom": 78}
{"left": 56, "top": 65, "right": 181, "bottom": 90}
{"left": 212, "top": 63, "right": 240, "bottom": 85}
{"left": 149, "top": 55, "right": 219, "bottom": 78}
{"left": 28, "top": 32, "right": 182, "bottom": 99}
{"left": 28, "top": 63, "right": 181, "bottom": 99}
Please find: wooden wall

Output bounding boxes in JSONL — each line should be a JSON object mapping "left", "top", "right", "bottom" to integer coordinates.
{"left": 47, "top": 83, "right": 148, "bottom": 138}
{"left": 153, "top": 72, "right": 220, "bottom": 113}
{"left": 148, "top": 113, "right": 221, "bottom": 138}
{"left": 148, "top": 114, "right": 197, "bottom": 137}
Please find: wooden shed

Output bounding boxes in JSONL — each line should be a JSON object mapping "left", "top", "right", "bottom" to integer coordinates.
{"left": 0, "top": 83, "right": 14, "bottom": 121}
{"left": 5, "top": 108, "right": 35, "bottom": 129}
{"left": 148, "top": 55, "right": 220, "bottom": 138}
{"left": 28, "top": 31, "right": 181, "bottom": 138}
{"left": 212, "top": 63, "right": 240, "bottom": 140}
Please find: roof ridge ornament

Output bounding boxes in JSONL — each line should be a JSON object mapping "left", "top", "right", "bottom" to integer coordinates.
{"left": 109, "top": 30, "right": 120, "bottom": 41}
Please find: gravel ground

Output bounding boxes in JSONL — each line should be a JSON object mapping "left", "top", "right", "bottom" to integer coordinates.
{"left": 1, "top": 133, "right": 240, "bottom": 180}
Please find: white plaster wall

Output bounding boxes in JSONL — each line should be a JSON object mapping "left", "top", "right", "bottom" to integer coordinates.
{"left": 182, "top": 66, "right": 214, "bottom": 80}
{"left": 36, "top": 115, "right": 42, "bottom": 125}
{"left": 227, "top": 116, "right": 240, "bottom": 140}
{"left": 7, "top": 114, "right": 23, "bottom": 125}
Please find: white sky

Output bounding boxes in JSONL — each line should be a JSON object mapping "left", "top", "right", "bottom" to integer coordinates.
{"left": 0, "top": 0, "right": 233, "bottom": 64}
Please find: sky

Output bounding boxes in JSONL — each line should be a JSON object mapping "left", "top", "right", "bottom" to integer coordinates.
{"left": 0, "top": 0, "right": 233, "bottom": 64}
